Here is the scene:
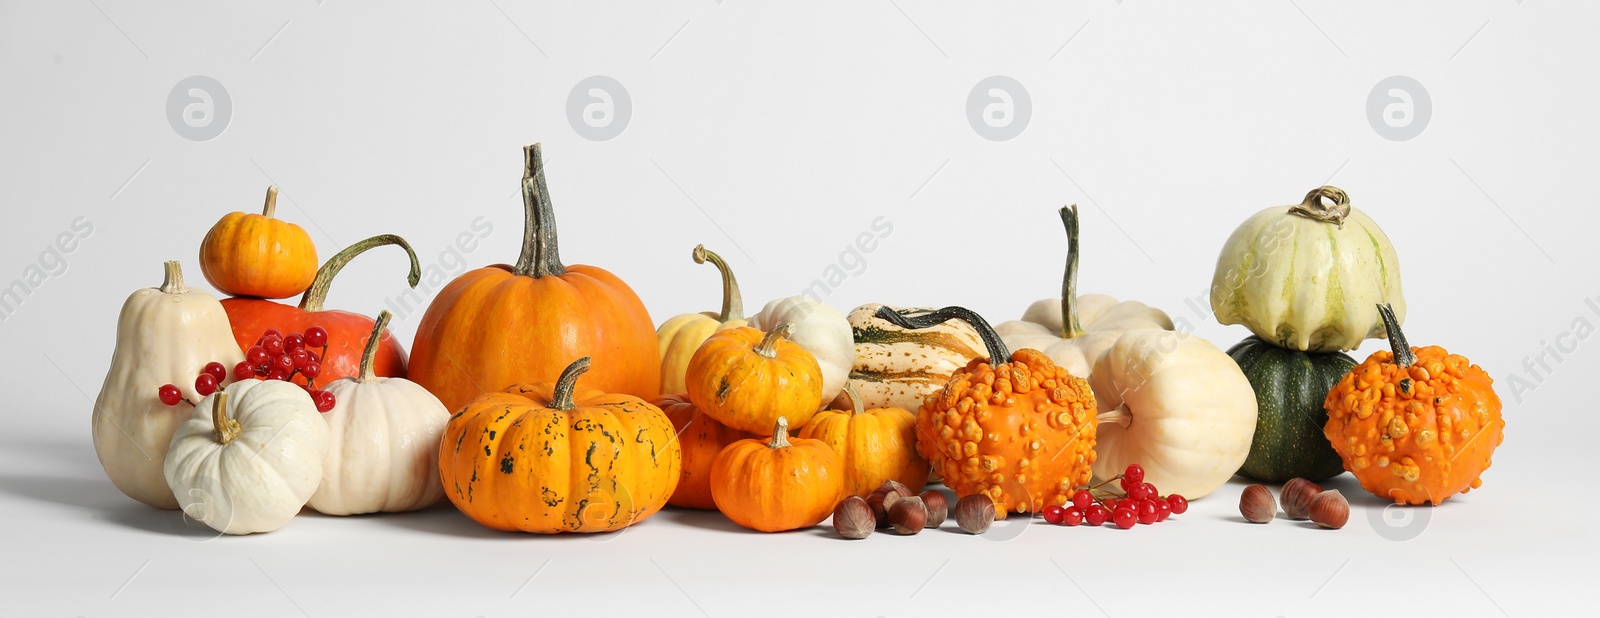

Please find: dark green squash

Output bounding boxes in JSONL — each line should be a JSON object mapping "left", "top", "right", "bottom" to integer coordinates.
{"left": 1228, "top": 336, "right": 1355, "bottom": 482}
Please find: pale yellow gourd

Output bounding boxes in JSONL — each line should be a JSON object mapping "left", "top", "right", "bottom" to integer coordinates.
{"left": 656, "top": 245, "right": 747, "bottom": 395}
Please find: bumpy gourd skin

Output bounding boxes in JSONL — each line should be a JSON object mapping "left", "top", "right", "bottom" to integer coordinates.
{"left": 1324, "top": 346, "right": 1504, "bottom": 505}
{"left": 916, "top": 349, "right": 1097, "bottom": 515}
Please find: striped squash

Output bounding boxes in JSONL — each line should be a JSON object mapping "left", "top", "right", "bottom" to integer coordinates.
{"left": 839, "top": 304, "right": 984, "bottom": 411}
{"left": 1227, "top": 336, "right": 1355, "bottom": 482}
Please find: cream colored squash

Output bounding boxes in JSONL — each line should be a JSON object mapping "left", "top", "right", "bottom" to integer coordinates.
{"left": 92, "top": 261, "right": 245, "bottom": 509}
{"left": 1210, "top": 186, "right": 1405, "bottom": 352}
{"left": 840, "top": 303, "right": 984, "bottom": 411}
{"left": 656, "top": 245, "right": 747, "bottom": 395}
{"left": 747, "top": 296, "right": 853, "bottom": 406}
{"left": 996, "top": 205, "right": 1173, "bottom": 379}
{"left": 308, "top": 311, "right": 449, "bottom": 515}
{"left": 164, "top": 380, "right": 329, "bottom": 534}
{"left": 1090, "top": 329, "right": 1258, "bottom": 498}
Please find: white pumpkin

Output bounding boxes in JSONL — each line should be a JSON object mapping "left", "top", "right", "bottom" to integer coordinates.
{"left": 747, "top": 296, "right": 854, "bottom": 406}
{"left": 840, "top": 303, "right": 984, "bottom": 411}
{"left": 164, "top": 379, "right": 329, "bottom": 535}
{"left": 1089, "top": 329, "right": 1258, "bottom": 498}
{"left": 93, "top": 261, "right": 245, "bottom": 509}
{"left": 1210, "top": 186, "right": 1404, "bottom": 352}
{"left": 996, "top": 206, "right": 1173, "bottom": 379}
{"left": 308, "top": 311, "right": 449, "bottom": 515}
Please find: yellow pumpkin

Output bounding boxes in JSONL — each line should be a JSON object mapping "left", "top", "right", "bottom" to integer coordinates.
{"left": 798, "top": 383, "right": 929, "bottom": 498}
{"left": 656, "top": 245, "right": 747, "bottom": 395}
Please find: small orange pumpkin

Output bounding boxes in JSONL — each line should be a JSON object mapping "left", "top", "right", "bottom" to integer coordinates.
{"left": 876, "top": 306, "right": 1097, "bottom": 515}
{"left": 1323, "top": 304, "right": 1504, "bottom": 505}
{"left": 685, "top": 323, "right": 823, "bottom": 434}
{"left": 199, "top": 186, "right": 319, "bottom": 299}
{"left": 653, "top": 392, "right": 756, "bottom": 510}
{"left": 710, "top": 416, "right": 843, "bottom": 532}
{"left": 798, "top": 383, "right": 929, "bottom": 498}
{"left": 438, "top": 357, "right": 681, "bottom": 533}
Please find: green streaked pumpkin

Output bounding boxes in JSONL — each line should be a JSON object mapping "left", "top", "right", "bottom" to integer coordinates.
{"left": 838, "top": 303, "right": 985, "bottom": 411}
{"left": 1209, "top": 186, "right": 1404, "bottom": 352}
{"left": 1227, "top": 336, "right": 1355, "bottom": 482}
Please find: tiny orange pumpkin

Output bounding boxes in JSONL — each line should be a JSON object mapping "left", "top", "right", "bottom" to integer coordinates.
{"left": 653, "top": 392, "right": 757, "bottom": 510}
{"left": 798, "top": 382, "right": 929, "bottom": 498}
{"left": 685, "top": 322, "right": 823, "bottom": 434}
{"left": 711, "top": 416, "right": 843, "bottom": 532}
{"left": 199, "top": 186, "right": 319, "bottom": 299}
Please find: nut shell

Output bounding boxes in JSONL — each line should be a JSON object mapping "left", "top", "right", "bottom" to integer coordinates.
{"left": 868, "top": 485, "right": 907, "bottom": 528}
{"left": 1240, "top": 484, "right": 1276, "bottom": 523}
{"left": 1309, "top": 490, "right": 1349, "bottom": 530}
{"left": 954, "top": 494, "right": 996, "bottom": 534}
{"left": 889, "top": 496, "right": 927, "bottom": 535}
{"left": 832, "top": 496, "right": 875, "bottom": 539}
{"left": 920, "top": 490, "right": 948, "bottom": 528}
{"left": 1281, "top": 478, "right": 1323, "bottom": 520}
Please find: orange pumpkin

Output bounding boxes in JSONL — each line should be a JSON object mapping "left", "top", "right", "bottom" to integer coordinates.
{"left": 653, "top": 393, "right": 756, "bottom": 510}
{"left": 222, "top": 234, "right": 419, "bottom": 387}
{"left": 199, "top": 186, "right": 319, "bottom": 299}
{"left": 710, "top": 417, "right": 843, "bottom": 532}
{"left": 876, "top": 306, "right": 1097, "bottom": 515}
{"left": 438, "top": 357, "right": 681, "bottom": 533}
{"left": 1323, "top": 304, "right": 1504, "bottom": 505}
{"left": 798, "top": 383, "right": 929, "bottom": 498}
{"left": 685, "top": 323, "right": 823, "bottom": 434}
{"left": 409, "top": 144, "right": 659, "bottom": 412}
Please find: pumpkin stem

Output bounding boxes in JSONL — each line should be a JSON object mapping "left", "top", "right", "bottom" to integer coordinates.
{"left": 1057, "top": 204, "right": 1086, "bottom": 339}
{"left": 874, "top": 306, "right": 1011, "bottom": 364}
{"left": 159, "top": 260, "right": 187, "bottom": 294}
{"left": 358, "top": 310, "right": 392, "bottom": 383}
{"left": 754, "top": 322, "right": 794, "bottom": 359}
{"left": 840, "top": 382, "right": 864, "bottom": 416}
{"left": 261, "top": 186, "right": 279, "bottom": 219}
{"left": 767, "top": 416, "right": 791, "bottom": 449}
{"left": 298, "top": 234, "right": 421, "bottom": 312}
{"left": 1377, "top": 303, "right": 1415, "bottom": 368}
{"left": 1287, "top": 186, "right": 1351, "bottom": 228}
{"left": 692, "top": 244, "right": 743, "bottom": 322}
{"left": 550, "top": 357, "right": 592, "bottom": 411}
{"left": 1096, "top": 405, "right": 1132, "bottom": 429}
{"left": 512, "top": 143, "right": 567, "bottom": 278}
{"left": 211, "top": 391, "right": 241, "bottom": 445}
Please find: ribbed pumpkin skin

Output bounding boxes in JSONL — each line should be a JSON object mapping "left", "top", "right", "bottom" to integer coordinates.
{"left": 684, "top": 326, "right": 822, "bottom": 434}
{"left": 799, "top": 403, "right": 928, "bottom": 498}
{"left": 410, "top": 265, "right": 661, "bottom": 412}
{"left": 199, "top": 210, "right": 318, "bottom": 300}
{"left": 657, "top": 313, "right": 744, "bottom": 395}
{"left": 1228, "top": 336, "right": 1354, "bottom": 482}
{"left": 710, "top": 429, "right": 842, "bottom": 532}
{"left": 438, "top": 382, "right": 681, "bottom": 533}
{"left": 654, "top": 393, "right": 754, "bottom": 510}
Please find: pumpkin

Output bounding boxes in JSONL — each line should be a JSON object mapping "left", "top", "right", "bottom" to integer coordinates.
{"left": 307, "top": 311, "right": 450, "bottom": 515}
{"left": 685, "top": 323, "right": 823, "bottom": 434}
{"left": 199, "top": 186, "right": 319, "bottom": 300}
{"left": 410, "top": 144, "right": 660, "bottom": 412}
{"left": 841, "top": 303, "right": 985, "bottom": 411}
{"left": 92, "top": 261, "right": 245, "bottom": 509}
{"left": 222, "top": 234, "right": 420, "bottom": 386}
{"left": 654, "top": 393, "right": 756, "bottom": 510}
{"left": 876, "top": 306, "right": 1096, "bottom": 515}
{"left": 1323, "top": 304, "right": 1504, "bottom": 505}
{"left": 163, "top": 380, "right": 330, "bottom": 534}
{"left": 438, "top": 357, "right": 680, "bottom": 533}
{"left": 747, "top": 296, "right": 854, "bottom": 406}
{"left": 657, "top": 245, "right": 748, "bottom": 395}
{"left": 798, "top": 383, "right": 929, "bottom": 498}
{"left": 1090, "top": 329, "right": 1258, "bottom": 499}
{"left": 995, "top": 205, "right": 1174, "bottom": 379}
{"left": 1211, "top": 186, "right": 1405, "bottom": 352}
{"left": 1228, "top": 336, "right": 1355, "bottom": 483}
{"left": 710, "top": 416, "right": 843, "bottom": 532}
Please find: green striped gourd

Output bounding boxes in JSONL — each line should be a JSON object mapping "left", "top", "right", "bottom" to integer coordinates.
{"left": 840, "top": 303, "right": 984, "bottom": 411}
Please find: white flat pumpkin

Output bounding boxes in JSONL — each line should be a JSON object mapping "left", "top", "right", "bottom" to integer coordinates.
{"left": 748, "top": 296, "right": 854, "bottom": 406}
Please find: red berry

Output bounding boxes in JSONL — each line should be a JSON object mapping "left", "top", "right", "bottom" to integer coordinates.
{"left": 1137, "top": 500, "right": 1159, "bottom": 525}
{"left": 266, "top": 368, "right": 290, "bottom": 381}
{"left": 306, "top": 349, "right": 320, "bottom": 364}
{"left": 195, "top": 373, "right": 218, "bottom": 397}
{"left": 273, "top": 354, "right": 295, "bottom": 373}
{"left": 1063, "top": 507, "right": 1084, "bottom": 526}
{"left": 1126, "top": 483, "right": 1149, "bottom": 502}
{"left": 299, "top": 361, "right": 320, "bottom": 380}
{"left": 303, "top": 326, "right": 328, "bottom": 348}
{"left": 1167, "top": 494, "right": 1188, "bottom": 515}
{"left": 1102, "top": 497, "right": 1119, "bottom": 511}
{"left": 263, "top": 337, "right": 285, "bottom": 356}
{"left": 284, "top": 333, "right": 305, "bottom": 354}
{"left": 1142, "top": 482, "right": 1159, "bottom": 500}
{"left": 261, "top": 328, "right": 283, "bottom": 340}
{"left": 157, "top": 384, "right": 181, "bottom": 406}
{"left": 1071, "top": 490, "right": 1092, "bottom": 510}
{"left": 1111, "top": 507, "right": 1136, "bottom": 529}
{"left": 312, "top": 389, "right": 336, "bottom": 412}
{"left": 246, "top": 346, "right": 269, "bottom": 365}
{"left": 254, "top": 362, "right": 271, "bottom": 377}
{"left": 1084, "top": 505, "right": 1109, "bottom": 526}
{"left": 232, "top": 361, "right": 254, "bottom": 381}
{"left": 1119, "top": 476, "right": 1136, "bottom": 493}
{"left": 290, "top": 349, "right": 310, "bottom": 368}
{"left": 202, "top": 361, "right": 227, "bottom": 383}
{"left": 1155, "top": 498, "right": 1172, "bottom": 522}
{"left": 1124, "top": 464, "right": 1145, "bottom": 485}
{"left": 1042, "top": 505, "right": 1066, "bottom": 525}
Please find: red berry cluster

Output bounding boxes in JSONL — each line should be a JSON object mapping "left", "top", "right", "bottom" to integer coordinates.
{"left": 156, "top": 326, "right": 336, "bottom": 413}
{"left": 1041, "top": 464, "right": 1188, "bottom": 530}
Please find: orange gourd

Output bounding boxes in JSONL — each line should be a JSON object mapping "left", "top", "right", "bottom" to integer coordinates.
{"left": 653, "top": 393, "right": 756, "bottom": 510}
{"left": 409, "top": 144, "right": 659, "bottom": 412}
{"left": 685, "top": 323, "right": 823, "bottom": 434}
{"left": 438, "top": 357, "right": 681, "bottom": 533}
{"left": 876, "top": 306, "right": 1097, "bottom": 515}
{"left": 710, "top": 417, "right": 843, "bottom": 532}
{"left": 798, "top": 383, "right": 929, "bottom": 498}
{"left": 199, "top": 186, "right": 319, "bottom": 299}
{"left": 1323, "top": 304, "right": 1504, "bottom": 505}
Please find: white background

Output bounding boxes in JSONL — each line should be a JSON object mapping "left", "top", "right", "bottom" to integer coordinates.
{"left": 3, "top": 1, "right": 1596, "bottom": 616}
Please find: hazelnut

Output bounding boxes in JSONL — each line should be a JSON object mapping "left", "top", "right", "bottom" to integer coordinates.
{"left": 954, "top": 494, "right": 996, "bottom": 534}
{"left": 832, "top": 496, "right": 874, "bottom": 539}
{"left": 919, "top": 490, "right": 948, "bottom": 528}
{"left": 1280, "top": 478, "right": 1323, "bottom": 521}
{"left": 867, "top": 484, "right": 908, "bottom": 528}
{"left": 1240, "top": 484, "right": 1276, "bottom": 523}
{"left": 1309, "top": 490, "right": 1349, "bottom": 530}
{"left": 889, "top": 496, "right": 927, "bottom": 535}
